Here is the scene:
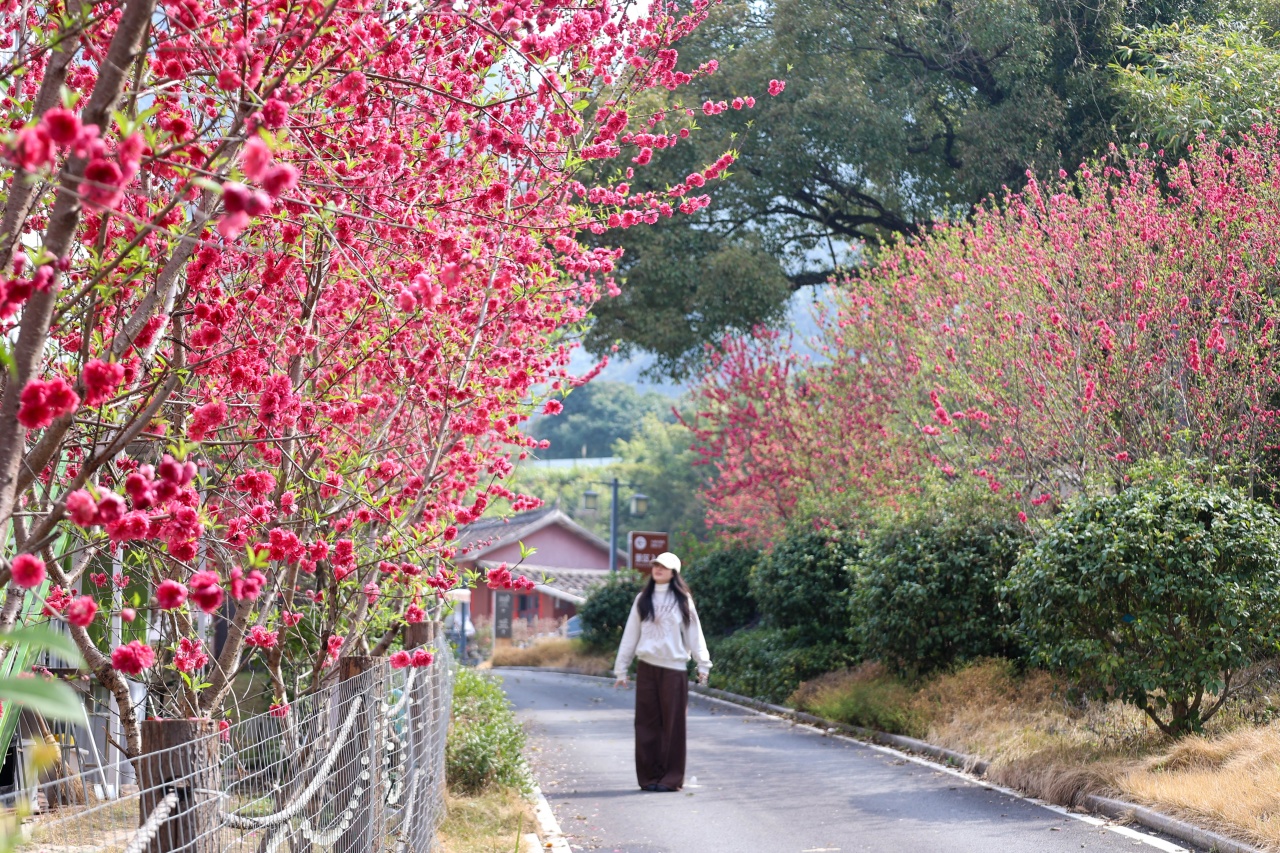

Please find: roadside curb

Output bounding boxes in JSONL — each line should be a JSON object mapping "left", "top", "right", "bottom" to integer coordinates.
{"left": 527, "top": 782, "right": 571, "bottom": 853}
{"left": 1081, "top": 795, "right": 1261, "bottom": 853}
{"left": 496, "top": 666, "right": 1263, "bottom": 853}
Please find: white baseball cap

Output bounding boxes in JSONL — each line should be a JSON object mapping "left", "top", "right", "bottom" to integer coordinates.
{"left": 652, "top": 552, "right": 681, "bottom": 572}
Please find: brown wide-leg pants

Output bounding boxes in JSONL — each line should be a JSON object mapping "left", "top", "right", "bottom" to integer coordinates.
{"left": 634, "top": 660, "right": 688, "bottom": 790}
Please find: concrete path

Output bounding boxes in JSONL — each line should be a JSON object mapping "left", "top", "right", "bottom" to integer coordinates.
{"left": 498, "top": 669, "right": 1199, "bottom": 853}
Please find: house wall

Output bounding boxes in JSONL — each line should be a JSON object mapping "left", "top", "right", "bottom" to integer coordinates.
{"left": 482, "top": 524, "right": 614, "bottom": 570}
{"left": 462, "top": 563, "right": 490, "bottom": 618}
{"left": 464, "top": 575, "right": 577, "bottom": 622}
{"left": 463, "top": 523, "right": 609, "bottom": 624}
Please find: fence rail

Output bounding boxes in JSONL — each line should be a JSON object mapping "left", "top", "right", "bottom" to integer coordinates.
{"left": 9, "top": 635, "right": 455, "bottom": 853}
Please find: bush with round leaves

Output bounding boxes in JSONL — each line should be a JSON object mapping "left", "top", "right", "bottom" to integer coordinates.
{"left": 750, "top": 529, "right": 860, "bottom": 644}
{"left": 853, "top": 513, "right": 1026, "bottom": 676}
{"left": 578, "top": 570, "right": 645, "bottom": 652}
{"left": 1006, "top": 480, "right": 1280, "bottom": 737}
{"left": 707, "top": 627, "right": 857, "bottom": 704}
{"left": 683, "top": 547, "right": 760, "bottom": 636}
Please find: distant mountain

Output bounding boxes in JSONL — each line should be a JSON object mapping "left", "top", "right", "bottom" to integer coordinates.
{"left": 566, "top": 346, "right": 684, "bottom": 398}
{"left": 568, "top": 286, "right": 836, "bottom": 397}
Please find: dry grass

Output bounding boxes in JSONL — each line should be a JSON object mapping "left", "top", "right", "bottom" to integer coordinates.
{"left": 907, "top": 661, "right": 1153, "bottom": 805}
{"left": 437, "top": 788, "right": 537, "bottom": 853}
{"left": 489, "top": 638, "right": 613, "bottom": 675}
{"left": 791, "top": 659, "right": 1280, "bottom": 850}
{"left": 1121, "top": 725, "right": 1280, "bottom": 849}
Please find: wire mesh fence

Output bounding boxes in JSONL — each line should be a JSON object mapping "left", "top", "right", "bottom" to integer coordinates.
{"left": 9, "top": 636, "right": 456, "bottom": 852}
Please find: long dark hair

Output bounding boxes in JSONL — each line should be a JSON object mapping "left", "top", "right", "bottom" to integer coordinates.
{"left": 637, "top": 571, "right": 692, "bottom": 627}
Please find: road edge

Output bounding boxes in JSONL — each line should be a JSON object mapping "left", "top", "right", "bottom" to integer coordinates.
{"left": 527, "top": 782, "right": 571, "bottom": 853}
{"left": 495, "top": 665, "right": 1263, "bottom": 853}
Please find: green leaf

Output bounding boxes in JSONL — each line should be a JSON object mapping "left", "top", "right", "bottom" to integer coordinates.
{"left": 0, "top": 677, "right": 83, "bottom": 722}
{"left": 191, "top": 176, "right": 223, "bottom": 194}
{"left": 1, "top": 627, "right": 83, "bottom": 667}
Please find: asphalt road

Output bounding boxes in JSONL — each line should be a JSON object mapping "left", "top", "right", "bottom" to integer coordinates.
{"left": 498, "top": 669, "right": 1198, "bottom": 853}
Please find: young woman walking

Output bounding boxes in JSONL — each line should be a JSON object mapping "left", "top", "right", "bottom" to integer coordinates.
{"left": 613, "top": 551, "right": 712, "bottom": 792}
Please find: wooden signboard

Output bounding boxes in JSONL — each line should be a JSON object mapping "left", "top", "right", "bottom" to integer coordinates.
{"left": 628, "top": 531, "right": 669, "bottom": 573}
{"left": 494, "top": 591, "right": 514, "bottom": 640}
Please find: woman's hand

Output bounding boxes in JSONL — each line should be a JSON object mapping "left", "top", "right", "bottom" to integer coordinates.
{"left": 697, "top": 672, "right": 708, "bottom": 686}
{"left": 614, "top": 675, "right": 629, "bottom": 688}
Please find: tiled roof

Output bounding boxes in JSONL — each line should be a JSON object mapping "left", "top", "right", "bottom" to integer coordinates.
{"left": 538, "top": 567, "right": 612, "bottom": 602}
{"left": 455, "top": 507, "right": 622, "bottom": 562}
{"left": 454, "top": 507, "right": 558, "bottom": 554}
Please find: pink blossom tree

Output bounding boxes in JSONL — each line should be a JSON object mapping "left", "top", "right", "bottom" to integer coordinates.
{"left": 683, "top": 318, "right": 920, "bottom": 546}
{"left": 0, "top": 0, "right": 746, "bottom": 753}
{"left": 694, "top": 133, "right": 1280, "bottom": 537}
{"left": 834, "top": 136, "right": 1280, "bottom": 510}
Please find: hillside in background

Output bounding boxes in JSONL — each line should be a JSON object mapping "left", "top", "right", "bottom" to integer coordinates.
{"left": 565, "top": 286, "right": 834, "bottom": 400}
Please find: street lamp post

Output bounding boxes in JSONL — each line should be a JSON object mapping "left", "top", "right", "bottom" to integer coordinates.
{"left": 582, "top": 477, "right": 648, "bottom": 572}
{"left": 609, "top": 478, "right": 623, "bottom": 574}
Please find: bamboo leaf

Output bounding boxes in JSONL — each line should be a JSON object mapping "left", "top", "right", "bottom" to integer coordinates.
{"left": 1, "top": 627, "right": 83, "bottom": 667}
{"left": 0, "top": 677, "right": 83, "bottom": 722}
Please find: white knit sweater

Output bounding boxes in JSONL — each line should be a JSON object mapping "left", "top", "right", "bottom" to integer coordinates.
{"left": 613, "top": 583, "right": 712, "bottom": 678}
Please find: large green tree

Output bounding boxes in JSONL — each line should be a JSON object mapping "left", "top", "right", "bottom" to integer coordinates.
{"left": 611, "top": 414, "right": 709, "bottom": 545}
{"left": 587, "top": 0, "right": 1232, "bottom": 378}
{"left": 1112, "top": 5, "right": 1280, "bottom": 150}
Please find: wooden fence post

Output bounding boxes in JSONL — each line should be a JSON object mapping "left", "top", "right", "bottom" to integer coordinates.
{"left": 336, "top": 656, "right": 385, "bottom": 852}
{"left": 402, "top": 620, "right": 435, "bottom": 650}
{"left": 137, "top": 718, "right": 220, "bottom": 853}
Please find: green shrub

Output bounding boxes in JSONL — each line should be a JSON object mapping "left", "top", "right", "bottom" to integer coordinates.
{"left": 446, "top": 668, "right": 531, "bottom": 794}
{"left": 578, "top": 571, "right": 644, "bottom": 652}
{"left": 1006, "top": 480, "right": 1280, "bottom": 737}
{"left": 750, "top": 530, "right": 859, "bottom": 644}
{"left": 684, "top": 547, "right": 760, "bottom": 636}
{"left": 708, "top": 627, "right": 856, "bottom": 704}
{"left": 853, "top": 513, "right": 1025, "bottom": 676}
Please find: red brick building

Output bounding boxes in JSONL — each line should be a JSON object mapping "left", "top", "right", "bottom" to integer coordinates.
{"left": 457, "top": 507, "right": 625, "bottom": 625}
